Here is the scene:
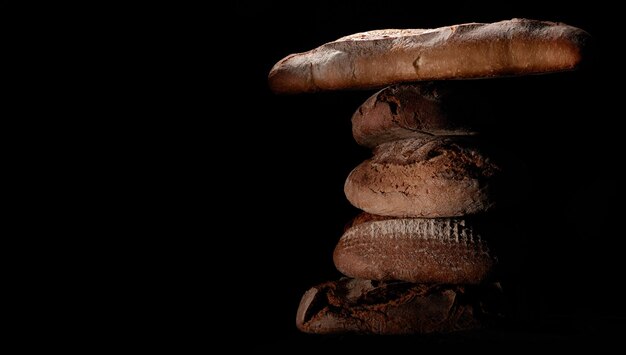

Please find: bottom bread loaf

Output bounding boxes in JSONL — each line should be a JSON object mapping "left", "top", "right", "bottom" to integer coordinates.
{"left": 296, "top": 278, "right": 503, "bottom": 335}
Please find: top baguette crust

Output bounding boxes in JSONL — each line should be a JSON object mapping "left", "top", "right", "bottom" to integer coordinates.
{"left": 268, "top": 18, "right": 590, "bottom": 93}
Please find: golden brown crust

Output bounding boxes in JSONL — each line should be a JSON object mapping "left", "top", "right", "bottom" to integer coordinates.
{"left": 344, "top": 137, "right": 500, "bottom": 217}
{"left": 334, "top": 216, "right": 495, "bottom": 284}
{"left": 269, "top": 18, "right": 590, "bottom": 94}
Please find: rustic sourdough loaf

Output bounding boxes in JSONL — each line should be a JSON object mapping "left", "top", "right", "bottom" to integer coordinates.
{"left": 352, "top": 83, "right": 478, "bottom": 147}
{"left": 334, "top": 213, "right": 495, "bottom": 284}
{"left": 269, "top": 18, "right": 589, "bottom": 94}
{"left": 297, "top": 278, "right": 502, "bottom": 334}
{"left": 344, "top": 137, "right": 500, "bottom": 217}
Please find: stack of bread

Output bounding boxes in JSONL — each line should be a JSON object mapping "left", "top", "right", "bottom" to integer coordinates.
{"left": 269, "top": 19, "right": 589, "bottom": 335}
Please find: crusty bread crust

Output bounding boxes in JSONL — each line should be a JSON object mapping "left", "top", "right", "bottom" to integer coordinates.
{"left": 297, "top": 278, "right": 502, "bottom": 334}
{"left": 269, "top": 18, "right": 590, "bottom": 94}
{"left": 352, "top": 83, "right": 478, "bottom": 147}
{"left": 344, "top": 137, "right": 500, "bottom": 217}
{"left": 334, "top": 214, "right": 495, "bottom": 284}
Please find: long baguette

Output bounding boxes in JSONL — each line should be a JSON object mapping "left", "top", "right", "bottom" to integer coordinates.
{"left": 269, "top": 18, "right": 590, "bottom": 94}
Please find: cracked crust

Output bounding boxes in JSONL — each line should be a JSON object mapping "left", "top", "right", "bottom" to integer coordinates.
{"left": 269, "top": 18, "right": 590, "bottom": 94}
{"left": 352, "top": 83, "right": 479, "bottom": 147}
{"left": 296, "top": 278, "right": 503, "bottom": 334}
{"left": 344, "top": 137, "right": 500, "bottom": 217}
{"left": 334, "top": 213, "right": 495, "bottom": 284}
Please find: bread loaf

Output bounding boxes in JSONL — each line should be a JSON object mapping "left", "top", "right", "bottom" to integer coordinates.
{"left": 344, "top": 137, "right": 500, "bottom": 217}
{"left": 296, "top": 278, "right": 502, "bottom": 334}
{"left": 352, "top": 83, "right": 479, "bottom": 147}
{"left": 334, "top": 213, "right": 495, "bottom": 284}
{"left": 269, "top": 18, "right": 590, "bottom": 94}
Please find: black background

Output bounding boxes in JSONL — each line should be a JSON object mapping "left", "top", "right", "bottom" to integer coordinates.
{"left": 4, "top": 2, "right": 624, "bottom": 351}
{"left": 219, "top": 1, "right": 625, "bottom": 350}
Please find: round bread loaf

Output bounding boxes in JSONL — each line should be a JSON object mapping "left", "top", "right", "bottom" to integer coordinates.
{"left": 296, "top": 278, "right": 503, "bottom": 334}
{"left": 352, "top": 83, "right": 478, "bottom": 147}
{"left": 344, "top": 137, "right": 500, "bottom": 217}
{"left": 334, "top": 213, "right": 495, "bottom": 284}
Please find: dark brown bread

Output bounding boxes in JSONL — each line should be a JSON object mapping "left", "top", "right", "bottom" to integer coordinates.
{"left": 269, "top": 19, "right": 590, "bottom": 94}
{"left": 334, "top": 213, "right": 495, "bottom": 284}
{"left": 344, "top": 137, "right": 500, "bottom": 217}
{"left": 296, "top": 278, "right": 503, "bottom": 334}
{"left": 352, "top": 83, "right": 478, "bottom": 148}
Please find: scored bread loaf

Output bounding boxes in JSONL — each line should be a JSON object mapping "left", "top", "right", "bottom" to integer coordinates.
{"left": 297, "top": 278, "right": 503, "bottom": 334}
{"left": 344, "top": 137, "right": 500, "bottom": 217}
{"left": 333, "top": 213, "right": 495, "bottom": 284}
{"left": 352, "top": 83, "right": 478, "bottom": 147}
{"left": 269, "top": 18, "right": 590, "bottom": 94}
